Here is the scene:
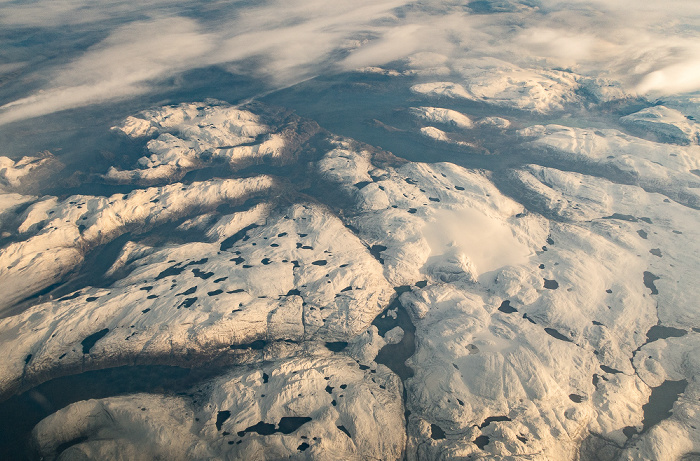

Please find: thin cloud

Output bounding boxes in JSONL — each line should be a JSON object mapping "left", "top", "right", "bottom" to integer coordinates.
{"left": 0, "top": 17, "right": 215, "bottom": 125}
{"left": 0, "top": 0, "right": 699, "bottom": 125}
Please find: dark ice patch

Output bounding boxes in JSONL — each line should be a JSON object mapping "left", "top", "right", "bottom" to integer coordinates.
{"left": 373, "top": 301, "right": 416, "bottom": 381}
{"left": 337, "top": 425, "right": 351, "bottom": 438}
{"left": 230, "top": 340, "right": 266, "bottom": 350}
{"left": 216, "top": 411, "right": 231, "bottom": 431}
{"left": 600, "top": 365, "right": 622, "bottom": 374}
{"left": 569, "top": 394, "right": 584, "bottom": 403}
{"left": 369, "top": 245, "right": 387, "bottom": 264}
{"left": 81, "top": 329, "right": 109, "bottom": 354}
{"left": 297, "top": 442, "right": 310, "bottom": 451}
{"left": 155, "top": 258, "right": 208, "bottom": 280}
{"left": 278, "top": 417, "right": 312, "bottom": 434}
{"left": 603, "top": 213, "right": 637, "bottom": 222}
{"left": 59, "top": 291, "right": 82, "bottom": 302}
{"left": 178, "top": 297, "right": 197, "bottom": 309}
{"left": 192, "top": 268, "right": 215, "bottom": 279}
{"left": 643, "top": 271, "right": 660, "bottom": 295}
{"left": 545, "top": 327, "right": 572, "bottom": 342}
{"left": 479, "top": 416, "right": 511, "bottom": 428}
{"left": 430, "top": 424, "right": 446, "bottom": 440}
{"left": 637, "top": 229, "right": 648, "bottom": 239}
{"left": 642, "top": 380, "right": 688, "bottom": 434}
{"left": 543, "top": 279, "right": 559, "bottom": 290}
{"left": 220, "top": 224, "right": 259, "bottom": 251}
{"left": 237, "top": 417, "right": 312, "bottom": 437}
{"left": 177, "top": 286, "right": 197, "bottom": 296}
{"left": 498, "top": 300, "right": 517, "bottom": 313}
{"left": 237, "top": 421, "right": 275, "bottom": 436}
{"left": 646, "top": 325, "right": 687, "bottom": 343}
{"left": 523, "top": 313, "right": 536, "bottom": 324}
{"left": 623, "top": 426, "right": 638, "bottom": 438}
{"left": 649, "top": 248, "right": 662, "bottom": 257}
{"left": 311, "top": 260, "right": 327, "bottom": 266}
{"left": 325, "top": 341, "right": 348, "bottom": 352}
{"left": 474, "top": 435, "right": 490, "bottom": 449}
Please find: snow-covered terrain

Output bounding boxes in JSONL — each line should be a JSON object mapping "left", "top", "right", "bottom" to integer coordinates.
{"left": 1, "top": 0, "right": 700, "bottom": 457}
{"left": 1, "top": 98, "right": 699, "bottom": 461}
{"left": 621, "top": 106, "right": 700, "bottom": 146}
{"left": 410, "top": 59, "right": 629, "bottom": 114}
{"left": 106, "top": 102, "right": 320, "bottom": 184}
{"left": 316, "top": 137, "right": 700, "bottom": 459}
{"left": 518, "top": 124, "right": 700, "bottom": 208}
{"left": 32, "top": 356, "right": 405, "bottom": 460}
{"left": 0, "top": 176, "right": 276, "bottom": 313}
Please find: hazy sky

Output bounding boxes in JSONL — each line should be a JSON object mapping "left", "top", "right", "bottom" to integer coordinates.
{"left": 1, "top": 0, "right": 699, "bottom": 125}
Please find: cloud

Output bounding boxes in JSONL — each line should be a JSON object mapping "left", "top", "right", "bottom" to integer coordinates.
{"left": 636, "top": 57, "right": 700, "bottom": 95}
{"left": 0, "top": 0, "right": 699, "bottom": 125}
{"left": 0, "top": 0, "right": 410, "bottom": 124}
{"left": 0, "top": 17, "right": 214, "bottom": 125}
{"left": 0, "top": 0, "right": 183, "bottom": 26}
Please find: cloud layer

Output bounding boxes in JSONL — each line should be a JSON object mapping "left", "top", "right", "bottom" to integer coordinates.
{"left": 0, "top": 0, "right": 699, "bottom": 124}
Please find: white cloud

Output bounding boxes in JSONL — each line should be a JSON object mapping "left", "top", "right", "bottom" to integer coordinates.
{"left": 0, "top": 0, "right": 185, "bottom": 26}
{"left": 0, "top": 0, "right": 699, "bottom": 125}
{"left": 636, "top": 58, "right": 700, "bottom": 95}
{"left": 0, "top": 17, "right": 214, "bottom": 125}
